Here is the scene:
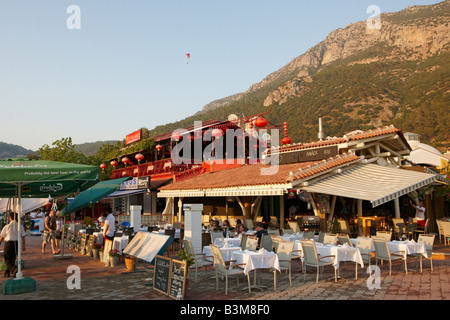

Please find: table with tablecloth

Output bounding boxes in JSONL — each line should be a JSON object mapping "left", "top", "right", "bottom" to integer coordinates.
{"left": 203, "top": 245, "right": 242, "bottom": 264}
{"left": 113, "top": 236, "right": 129, "bottom": 253}
{"left": 214, "top": 237, "right": 241, "bottom": 247}
{"left": 388, "top": 240, "right": 427, "bottom": 259}
{"left": 231, "top": 250, "right": 280, "bottom": 275}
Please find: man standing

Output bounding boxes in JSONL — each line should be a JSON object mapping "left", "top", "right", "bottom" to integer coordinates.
{"left": 42, "top": 210, "right": 58, "bottom": 255}
{"left": 410, "top": 199, "right": 426, "bottom": 227}
{"left": 0, "top": 212, "right": 26, "bottom": 278}
{"left": 103, "top": 208, "right": 116, "bottom": 241}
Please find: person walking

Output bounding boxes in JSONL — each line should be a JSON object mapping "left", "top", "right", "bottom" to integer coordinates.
{"left": 54, "top": 213, "right": 63, "bottom": 252}
{"left": 0, "top": 212, "right": 26, "bottom": 278}
{"left": 42, "top": 209, "right": 59, "bottom": 255}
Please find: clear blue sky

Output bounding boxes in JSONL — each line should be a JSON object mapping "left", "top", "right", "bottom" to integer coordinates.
{"left": 0, "top": 0, "right": 442, "bottom": 151}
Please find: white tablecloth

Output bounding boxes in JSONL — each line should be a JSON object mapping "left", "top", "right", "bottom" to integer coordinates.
{"left": 113, "top": 236, "right": 129, "bottom": 253}
{"left": 93, "top": 232, "right": 103, "bottom": 245}
{"left": 388, "top": 241, "right": 427, "bottom": 259}
{"left": 203, "top": 245, "right": 242, "bottom": 264}
{"left": 231, "top": 250, "right": 280, "bottom": 275}
{"left": 214, "top": 237, "right": 241, "bottom": 247}
{"left": 299, "top": 243, "right": 364, "bottom": 270}
{"left": 281, "top": 234, "right": 303, "bottom": 242}
{"left": 156, "top": 229, "right": 181, "bottom": 239}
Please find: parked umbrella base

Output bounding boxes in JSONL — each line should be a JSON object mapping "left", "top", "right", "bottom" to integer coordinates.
{"left": 3, "top": 277, "right": 36, "bottom": 295}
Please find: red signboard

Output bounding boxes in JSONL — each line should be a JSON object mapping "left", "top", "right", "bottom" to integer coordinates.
{"left": 126, "top": 129, "right": 142, "bottom": 145}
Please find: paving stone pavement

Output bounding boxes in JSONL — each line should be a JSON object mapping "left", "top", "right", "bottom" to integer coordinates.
{"left": 1, "top": 235, "right": 450, "bottom": 302}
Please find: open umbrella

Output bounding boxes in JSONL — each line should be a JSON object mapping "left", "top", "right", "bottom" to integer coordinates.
{"left": 60, "top": 177, "right": 133, "bottom": 216}
{"left": 0, "top": 158, "right": 99, "bottom": 293}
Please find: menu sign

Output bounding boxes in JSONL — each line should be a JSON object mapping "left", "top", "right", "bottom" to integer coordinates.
{"left": 153, "top": 255, "right": 187, "bottom": 300}
{"left": 169, "top": 259, "right": 187, "bottom": 299}
{"left": 153, "top": 255, "right": 171, "bottom": 295}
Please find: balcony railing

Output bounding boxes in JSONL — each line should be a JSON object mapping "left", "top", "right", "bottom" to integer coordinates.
{"left": 110, "top": 158, "right": 201, "bottom": 180}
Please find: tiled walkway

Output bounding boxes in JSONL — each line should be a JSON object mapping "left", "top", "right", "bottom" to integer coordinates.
{"left": 1, "top": 235, "right": 450, "bottom": 301}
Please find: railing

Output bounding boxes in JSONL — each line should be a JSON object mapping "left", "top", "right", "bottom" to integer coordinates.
{"left": 110, "top": 158, "right": 201, "bottom": 179}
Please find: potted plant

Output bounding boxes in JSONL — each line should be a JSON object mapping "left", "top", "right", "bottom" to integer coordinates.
{"left": 108, "top": 249, "right": 121, "bottom": 267}
{"left": 177, "top": 247, "right": 195, "bottom": 294}
{"left": 124, "top": 255, "right": 135, "bottom": 271}
{"left": 92, "top": 243, "right": 102, "bottom": 259}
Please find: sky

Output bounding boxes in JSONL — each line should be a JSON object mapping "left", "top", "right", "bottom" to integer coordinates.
{"left": 0, "top": 0, "right": 442, "bottom": 151}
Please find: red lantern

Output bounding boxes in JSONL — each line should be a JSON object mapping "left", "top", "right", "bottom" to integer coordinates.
{"left": 282, "top": 122, "right": 291, "bottom": 144}
{"left": 254, "top": 117, "right": 268, "bottom": 128}
{"left": 110, "top": 160, "right": 118, "bottom": 167}
{"left": 212, "top": 128, "right": 223, "bottom": 138}
{"left": 100, "top": 163, "right": 107, "bottom": 171}
{"left": 135, "top": 153, "right": 144, "bottom": 163}
{"left": 155, "top": 144, "right": 162, "bottom": 152}
{"left": 282, "top": 136, "right": 292, "bottom": 144}
{"left": 122, "top": 157, "right": 130, "bottom": 166}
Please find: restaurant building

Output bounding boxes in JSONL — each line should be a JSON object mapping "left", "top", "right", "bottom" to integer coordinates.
{"left": 157, "top": 125, "right": 443, "bottom": 235}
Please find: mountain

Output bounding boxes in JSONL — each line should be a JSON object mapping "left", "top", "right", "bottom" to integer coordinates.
{"left": 74, "top": 141, "right": 119, "bottom": 156}
{"left": 145, "top": 1, "right": 450, "bottom": 148}
{"left": 0, "top": 142, "right": 34, "bottom": 159}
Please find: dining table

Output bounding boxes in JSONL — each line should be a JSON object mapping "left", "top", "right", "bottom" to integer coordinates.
{"left": 203, "top": 244, "right": 242, "bottom": 265}
{"left": 231, "top": 249, "right": 280, "bottom": 290}
{"left": 388, "top": 240, "right": 427, "bottom": 259}
{"left": 112, "top": 235, "right": 129, "bottom": 253}
{"left": 350, "top": 238, "right": 427, "bottom": 260}
{"left": 297, "top": 242, "right": 364, "bottom": 280}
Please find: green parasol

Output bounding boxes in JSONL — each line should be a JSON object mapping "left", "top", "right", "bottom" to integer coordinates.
{"left": 0, "top": 158, "right": 99, "bottom": 287}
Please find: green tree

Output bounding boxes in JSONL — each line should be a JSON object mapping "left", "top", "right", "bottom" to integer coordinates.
{"left": 37, "top": 137, "right": 88, "bottom": 164}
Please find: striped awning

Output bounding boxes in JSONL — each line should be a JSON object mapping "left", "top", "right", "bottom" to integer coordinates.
{"left": 301, "top": 163, "right": 437, "bottom": 207}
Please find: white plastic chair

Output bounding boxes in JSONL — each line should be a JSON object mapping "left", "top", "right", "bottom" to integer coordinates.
{"left": 356, "top": 237, "right": 373, "bottom": 268}
{"left": 376, "top": 231, "right": 392, "bottom": 242}
{"left": 301, "top": 240, "right": 337, "bottom": 283}
{"left": 373, "top": 236, "right": 407, "bottom": 275}
{"left": 273, "top": 241, "right": 295, "bottom": 290}
{"left": 210, "top": 231, "right": 224, "bottom": 245}
{"left": 210, "top": 245, "right": 251, "bottom": 295}
{"left": 323, "top": 234, "right": 337, "bottom": 246}
{"left": 183, "top": 240, "right": 213, "bottom": 282}
{"left": 245, "top": 236, "right": 259, "bottom": 251}
{"left": 409, "top": 234, "right": 435, "bottom": 272}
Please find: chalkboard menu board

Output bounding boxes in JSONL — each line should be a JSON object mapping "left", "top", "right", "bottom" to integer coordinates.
{"left": 153, "top": 255, "right": 171, "bottom": 295}
{"left": 79, "top": 233, "right": 87, "bottom": 254}
{"left": 86, "top": 235, "right": 94, "bottom": 257}
{"left": 169, "top": 259, "right": 187, "bottom": 300}
{"left": 152, "top": 255, "right": 187, "bottom": 300}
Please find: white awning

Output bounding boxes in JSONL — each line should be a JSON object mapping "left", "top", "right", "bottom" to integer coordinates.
{"left": 206, "top": 188, "right": 285, "bottom": 197}
{"left": 157, "top": 190, "right": 205, "bottom": 198}
{"left": 301, "top": 163, "right": 437, "bottom": 207}
{"left": 157, "top": 186, "right": 287, "bottom": 198}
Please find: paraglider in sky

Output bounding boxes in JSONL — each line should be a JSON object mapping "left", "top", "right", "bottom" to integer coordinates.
{"left": 186, "top": 53, "right": 190, "bottom": 64}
